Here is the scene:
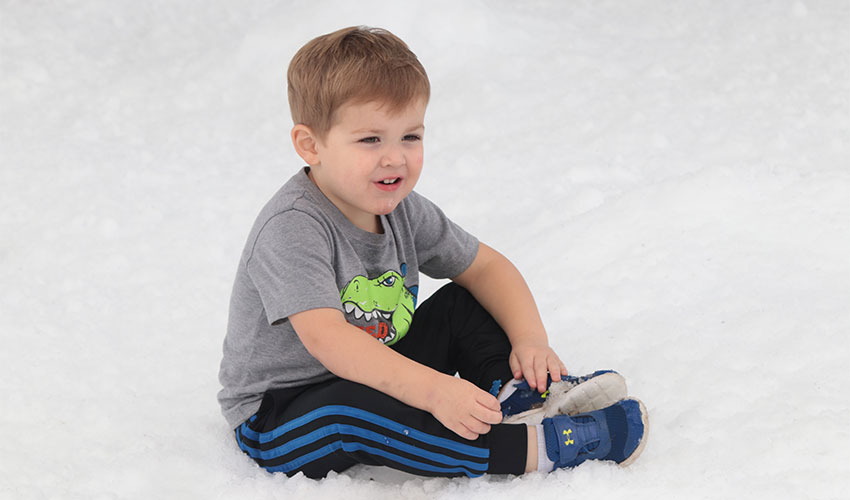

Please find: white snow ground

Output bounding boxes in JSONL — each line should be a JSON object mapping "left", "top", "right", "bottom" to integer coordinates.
{"left": 1, "top": 1, "right": 848, "bottom": 498}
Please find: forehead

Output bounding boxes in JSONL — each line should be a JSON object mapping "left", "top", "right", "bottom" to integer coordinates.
{"left": 333, "top": 98, "right": 427, "bottom": 129}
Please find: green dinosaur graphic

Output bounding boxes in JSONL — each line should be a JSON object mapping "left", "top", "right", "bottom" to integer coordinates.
{"left": 339, "top": 269, "right": 416, "bottom": 346}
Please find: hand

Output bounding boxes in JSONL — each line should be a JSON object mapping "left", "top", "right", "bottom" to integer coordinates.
{"left": 427, "top": 375, "right": 503, "bottom": 440}
{"left": 509, "top": 342, "right": 568, "bottom": 393}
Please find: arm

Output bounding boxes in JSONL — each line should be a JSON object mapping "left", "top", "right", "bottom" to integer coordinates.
{"left": 452, "top": 242, "right": 568, "bottom": 392}
{"left": 289, "top": 308, "right": 502, "bottom": 440}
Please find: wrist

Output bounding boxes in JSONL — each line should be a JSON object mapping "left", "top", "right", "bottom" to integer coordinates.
{"left": 505, "top": 320, "right": 549, "bottom": 344}
{"left": 509, "top": 334, "right": 550, "bottom": 349}
{"left": 419, "top": 371, "right": 451, "bottom": 413}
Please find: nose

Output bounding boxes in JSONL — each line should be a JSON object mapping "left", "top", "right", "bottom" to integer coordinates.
{"left": 381, "top": 144, "right": 405, "bottom": 168}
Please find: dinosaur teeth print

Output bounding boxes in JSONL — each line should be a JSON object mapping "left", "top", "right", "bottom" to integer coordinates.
{"left": 342, "top": 301, "right": 392, "bottom": 323}
{"left": 339, "top": 269, "right": 416, "bottom": 346}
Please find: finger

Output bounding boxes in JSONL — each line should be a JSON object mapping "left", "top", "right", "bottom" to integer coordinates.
{"left": 480, "top": 397, "right": 500, "bottom": 414}
{"left": 484, "top": 410, "right": 503, "bottom": 425}
{"left": 474, "top": 401, "right": 504, "bottom": 425}
{"left": 547, "top": 351, "right": 568, "bottom": 377}
{"left": 459, "top": 421, "right": 482, "bottom": 441}
{"left": 534, "top": 355, "right": 548, "bottom": 393}
{"left": 478, "top": 391, "right": 500, "bottom": 412}
{"left": 520, "top": 357, "right": 536, "bottom": 390}
{"left": 509, "top": 352, "right": 522, "bottom": 380}
{"left": 548, "top": 357, "right": 564, "bottom": 385}
{"left": 466, "top": 417, "right": 491, "bottom": 435}
{"left": 475, "top": 389, "right": 502, "bottom": 412}
{"left": 454, "top": 421, "right": 477, "bottom": 440}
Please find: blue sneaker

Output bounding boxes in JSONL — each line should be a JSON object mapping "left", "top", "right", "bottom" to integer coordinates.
{"left": 542, "top": 398, "right": 649, "bottom": 470}
{"left": 500, "top": 370, "right": 628, "bottom": 425}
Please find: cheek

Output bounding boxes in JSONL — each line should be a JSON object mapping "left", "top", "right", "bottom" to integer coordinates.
{"left": 409, "top": 147, "right": 424, "bottom": 169}
{"left": 406, "top": 156, "right": 423, "bottom": 189}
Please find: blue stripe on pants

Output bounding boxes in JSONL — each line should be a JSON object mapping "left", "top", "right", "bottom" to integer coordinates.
{"left": 236, "top": 405, "right": 489, "bottom": 477}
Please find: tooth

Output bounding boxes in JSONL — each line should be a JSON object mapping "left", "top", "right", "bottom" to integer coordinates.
{"left": 354, "top": 307, "right": 364, "bottom": 319}
{"left": 344, "top": 303, "right": 355, "bottom": 313}
{"left": 364, "top": 311, "right": 373, "bottom": 321}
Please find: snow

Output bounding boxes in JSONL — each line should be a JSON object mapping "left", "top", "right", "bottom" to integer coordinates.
{"left": 1, "top": 1, "right": 848, "bottom": 498}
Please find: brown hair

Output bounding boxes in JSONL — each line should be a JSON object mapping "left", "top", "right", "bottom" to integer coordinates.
{"left": 287, "top": 26, "right": 430, "bottom": 141}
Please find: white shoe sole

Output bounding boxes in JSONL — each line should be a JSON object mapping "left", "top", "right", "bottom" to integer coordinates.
{"left": 502, "top": 372, "right": 628, "bottom": 425}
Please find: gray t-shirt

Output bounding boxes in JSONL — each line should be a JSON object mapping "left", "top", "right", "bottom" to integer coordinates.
{"left": 218, "top": 168, "right": 479, "bottom": 429}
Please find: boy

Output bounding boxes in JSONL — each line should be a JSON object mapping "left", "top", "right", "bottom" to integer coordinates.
{"left": 218, "top": 26, "right": 648, "bottom": 479}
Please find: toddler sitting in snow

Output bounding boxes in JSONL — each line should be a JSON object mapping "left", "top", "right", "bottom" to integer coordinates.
{"left": 217, "top": 25, "right": 648, "bottom": 478}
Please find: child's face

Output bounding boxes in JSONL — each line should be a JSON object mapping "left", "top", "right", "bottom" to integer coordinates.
{"left": 308, "top": 98, "right": 426, "bottom": 232}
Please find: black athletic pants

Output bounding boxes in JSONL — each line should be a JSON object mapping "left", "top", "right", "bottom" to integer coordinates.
{"left": 234, "top": 283, "right": 528, "bottom": 478}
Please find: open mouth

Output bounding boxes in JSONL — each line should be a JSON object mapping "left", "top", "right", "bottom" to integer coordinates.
{"left": 375, "top": 177, "right": 402, "bottom": 190}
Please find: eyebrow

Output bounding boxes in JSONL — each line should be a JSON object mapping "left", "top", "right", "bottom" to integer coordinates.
{"left": 351, "top": 124, "right": 425, "bottom": 134}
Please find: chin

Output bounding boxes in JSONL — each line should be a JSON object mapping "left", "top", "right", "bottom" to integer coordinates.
{"left": 374, "top": 199, "right": 402, "bottom": 215}
{"left": 375, "top": 205, "right": 397, "bottom": 216}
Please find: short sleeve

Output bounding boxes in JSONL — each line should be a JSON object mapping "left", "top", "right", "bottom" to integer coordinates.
{"left": 407, "top": 192, "right": 479, "bottom": 279}
{"left": 245, "top": 210, "right": 343, "bottom": 325}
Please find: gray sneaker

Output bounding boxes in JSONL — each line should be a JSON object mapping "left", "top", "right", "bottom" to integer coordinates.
{"left": 501, "top": 370, "right": 628, "bottom": 425}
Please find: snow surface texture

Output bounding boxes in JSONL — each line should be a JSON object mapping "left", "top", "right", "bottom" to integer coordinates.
{"left": 1, "top": 1, "right": 848, "bottom": 498}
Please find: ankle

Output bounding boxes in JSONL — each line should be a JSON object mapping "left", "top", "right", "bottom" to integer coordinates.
{"left": 525, "top": 424, "right": 554, "bottom": 473}
{"left": 525, "top": 425, "right": 537, "bottom": 472}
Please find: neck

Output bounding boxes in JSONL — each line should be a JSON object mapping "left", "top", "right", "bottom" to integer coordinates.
{"left": 306, "top": 168, "right": 384, "bottom": 234}
{"left": 360, "top": 215, "right": 384, "bottom": 234}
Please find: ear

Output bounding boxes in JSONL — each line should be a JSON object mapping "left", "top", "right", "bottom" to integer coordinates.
{"left": 291, "top": 124, "right": 321, "bottom": 165}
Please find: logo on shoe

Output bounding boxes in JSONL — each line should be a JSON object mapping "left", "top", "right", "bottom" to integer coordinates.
{"left": 563, "top": 428, "right": 574, "bottom": 446}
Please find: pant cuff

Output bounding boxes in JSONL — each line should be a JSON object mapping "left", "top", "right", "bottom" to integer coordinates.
{"left": 486, "top": 423, "right": 528, "bottom": 475}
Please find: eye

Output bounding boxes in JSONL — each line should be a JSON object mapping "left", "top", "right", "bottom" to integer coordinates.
{"left": 403, "top": 134, "right": 422, "bottom": 142}
{"left": 359, "top": 136, "right": 380, "bottom": 144}
{"left": 380, "top": 276, "right": 396, "bottom": 287}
